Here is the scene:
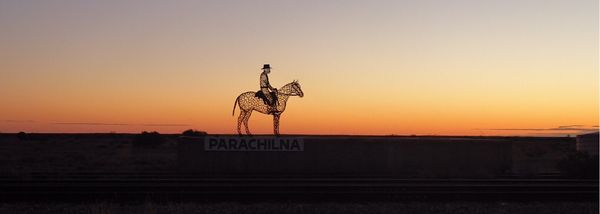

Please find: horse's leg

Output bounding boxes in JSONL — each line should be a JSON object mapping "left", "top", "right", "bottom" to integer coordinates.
{"left": 243, "top": 110, "right": 253, "bottom": 135}
{"left": 237, "top": 110, "right": 246, "bottom": 135}
{"left": 273, "top": 113, "right": 280, "bottom": 136}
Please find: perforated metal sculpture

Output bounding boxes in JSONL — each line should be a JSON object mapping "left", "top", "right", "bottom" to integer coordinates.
{"left": 259, "top": 64, "right": 277, "bottom": 113}
{"left": 232, "top": 80, "right": 304, "bottom": 135}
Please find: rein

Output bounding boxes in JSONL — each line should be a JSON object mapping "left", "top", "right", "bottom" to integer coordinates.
{"left": 277, "top": 91, "right": 300, "bottom": 96}
{"left": 276, "top": 83, "right": 301, "bottom": 96}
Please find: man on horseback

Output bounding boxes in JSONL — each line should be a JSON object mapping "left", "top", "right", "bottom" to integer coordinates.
{"left": 260, "top": 64, "right": 277, "bottom": 113}
{"left": 233, "top": 70, "right": 304, "bottom": 135}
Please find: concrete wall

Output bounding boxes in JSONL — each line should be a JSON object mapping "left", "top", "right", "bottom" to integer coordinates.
{"left": 577, "top": 132, "right": 599, "bottom": 156}
{"left": 178, "top": 135, "right": 573, "bottom": 178}
{"left": 511, "top": 140, "right": 574, "bottom": 175}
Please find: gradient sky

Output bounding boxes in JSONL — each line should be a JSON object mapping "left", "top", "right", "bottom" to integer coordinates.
{"left": 0, "top": 0, "right": 598, "bottom": 136}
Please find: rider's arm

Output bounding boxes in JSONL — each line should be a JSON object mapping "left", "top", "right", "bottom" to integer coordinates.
{"left": 264, "top": 74, "right": 276, "bottom": 90}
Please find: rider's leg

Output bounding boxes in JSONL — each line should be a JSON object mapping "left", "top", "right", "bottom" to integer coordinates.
{"left": 262, "top": 88, "right": 275, "bottom": 112}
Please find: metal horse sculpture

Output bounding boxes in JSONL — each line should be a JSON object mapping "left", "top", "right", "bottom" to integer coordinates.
{"left": 232, "top": 80, "right": 304, "bottom": 135}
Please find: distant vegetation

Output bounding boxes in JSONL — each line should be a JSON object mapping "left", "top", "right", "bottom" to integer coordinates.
{"left": 15, "top": 131, "right": 49, "bottom": 142}
{"left": 557, "top": 151, "right": 599, "bottom": 178}
{"left": 132, "top": 131, "right": 165, "bottom": 148}
{"left": 16, "top": 132, "right": 27, "bottom": 141}
{"left": 182, "top": 129, "right": 207, "bottom": 137}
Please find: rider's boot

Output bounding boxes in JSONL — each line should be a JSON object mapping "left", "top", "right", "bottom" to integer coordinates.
{"left": 268, "top": 99, "right": 276, "bottom": 114}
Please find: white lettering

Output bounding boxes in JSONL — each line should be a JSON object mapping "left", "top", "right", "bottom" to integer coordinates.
{"left": 204, "top": 136, "right": 304, "bottom": 151}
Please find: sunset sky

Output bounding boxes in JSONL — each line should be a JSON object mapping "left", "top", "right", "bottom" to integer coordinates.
{"left": 0, "top": 0, "right": 598, "bottom": 136}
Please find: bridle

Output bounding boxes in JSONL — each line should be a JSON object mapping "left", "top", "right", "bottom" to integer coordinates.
{"left": 276, "top": 83, "right": 303, "bottom": 96}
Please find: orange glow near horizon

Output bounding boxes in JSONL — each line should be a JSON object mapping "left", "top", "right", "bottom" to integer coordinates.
{"left": 0, "top": 1, "right": 598, "bottom": 136}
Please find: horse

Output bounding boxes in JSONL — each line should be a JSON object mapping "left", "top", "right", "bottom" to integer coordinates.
{"left": 232, "top": 80, "right": 304, "bottom": 135}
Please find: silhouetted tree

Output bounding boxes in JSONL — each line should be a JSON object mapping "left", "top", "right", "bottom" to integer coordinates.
{"left": 132, "top": 131, "right": 165, "bottom": 148}
{"left": 17, "top": 131, "right": 27, "bottom": 141}
{"left": 182, "top": 129, "right": 207, "bottom": 137}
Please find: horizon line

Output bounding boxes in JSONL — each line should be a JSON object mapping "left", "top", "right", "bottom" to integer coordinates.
{"left": 0, "top": 131, "right": 590, "bottom": 138}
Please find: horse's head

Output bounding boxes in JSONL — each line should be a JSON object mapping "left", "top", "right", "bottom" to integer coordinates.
{"left": 284, "top": 80, "right": 304, "bottom": 97}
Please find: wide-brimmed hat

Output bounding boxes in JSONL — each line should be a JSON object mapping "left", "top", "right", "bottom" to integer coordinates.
{"left": 261, "top": 64, "right": 271, "bottom": 69}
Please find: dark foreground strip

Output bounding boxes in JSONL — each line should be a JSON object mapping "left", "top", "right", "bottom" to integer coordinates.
{"left": 0, "top": 178, "right": 597, "bottom": 202}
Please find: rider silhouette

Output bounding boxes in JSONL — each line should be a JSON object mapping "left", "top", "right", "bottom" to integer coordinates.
{"left": 260, "top": 64, "right": 277, "bottom": 112}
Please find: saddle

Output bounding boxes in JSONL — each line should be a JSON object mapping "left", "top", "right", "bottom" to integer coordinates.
{"left": 255, "top": 90, "right": 278, "bottom": 106}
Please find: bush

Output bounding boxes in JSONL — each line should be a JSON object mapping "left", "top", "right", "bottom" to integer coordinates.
{"left": 17, "top": 131, "right": 27, "bottom": 141}
{"left": 132, "top": 131, "right": 165, "bottom": 148}
{"left": 181, "top": 129, "right": 207, "bottom": 137}
{"left": 557, "top": 151, "right": 599, "bottom": 179}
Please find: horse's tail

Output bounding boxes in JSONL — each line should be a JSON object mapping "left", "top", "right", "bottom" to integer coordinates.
{"left": 232, "top": 95, "right": 240, "bottom": 116}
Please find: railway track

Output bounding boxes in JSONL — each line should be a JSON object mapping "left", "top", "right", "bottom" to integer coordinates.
{"left": 0, "top": 174, "right": 597, "bottom": 201}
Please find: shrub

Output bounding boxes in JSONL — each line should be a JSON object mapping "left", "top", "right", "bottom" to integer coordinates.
{"left": 16, "top": 131, "right": 27, "bottom": 141}
{"left": 557, "top": 151, "right": 599, "bottom": 179}
{"left": 132, "top": 131, "right": 165, "bottom": 148}
{"left": 181, "top": 129, "right": 207, "bottom": 137}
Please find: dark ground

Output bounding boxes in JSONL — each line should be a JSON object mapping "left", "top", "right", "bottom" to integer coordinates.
{"left": 0, "top": 201, "right": 597, "bottom": 214}
{"left": 0, "top": 133, "right": 597, "bottom": 214}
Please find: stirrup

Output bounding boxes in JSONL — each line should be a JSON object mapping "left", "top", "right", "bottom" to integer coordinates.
{"left": 268, "top": 106, "right": 278, "bottom": 114}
